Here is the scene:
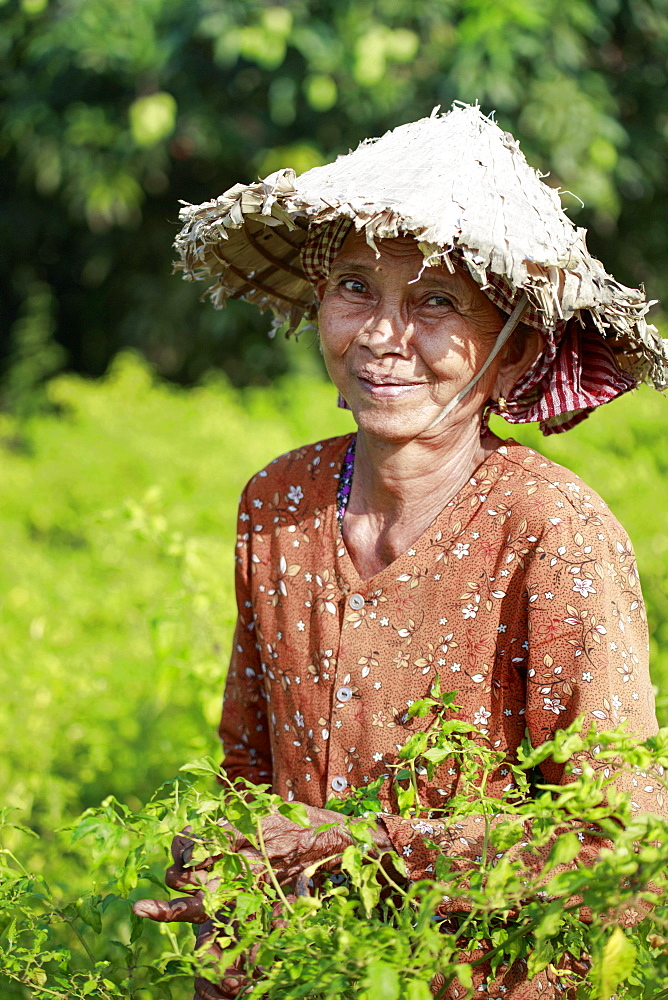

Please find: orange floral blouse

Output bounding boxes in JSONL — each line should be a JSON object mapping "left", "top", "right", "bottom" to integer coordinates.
{"left": 219, "top": 433, "right": 661, "bottom": 999}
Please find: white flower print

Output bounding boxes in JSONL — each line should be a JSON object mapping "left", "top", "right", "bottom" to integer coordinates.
{"left": 450, "top": 662, "right": 461, "bottom": 672}
{"left": 439, "top": 617, "right": 447, "bottom": 625}
{"left": 497, "top": 624, "right": 507, "bottom": 633}
{"left": 612, "top": 694, "right": 622, "bottom": 710}
{"left": 402, "top": 845, "right": 413, "bottom": 857}
{"left": 572, "top": 577, "right": 596, "bottom": 598}
{"left": 544, "top": 592, "right": 554, "bottom": 600}
{"left": 582, "top": 671, "right": 593, "bottom": 682}
{"left": 413, "top": 821, "right": 435, "bottom": 836}
{"left": 543, "top": 697, "right": 567, "bottom": 714}
{"left": 452, "top": 542, "right": 470, "bottom": 559}
{"left": 287, "top": 485, "right": 304, "bottom": 504}
{"left": 252, "top": 498, "right": 263, "bottom": 508}
{"left": 462, "top": 604, "right": 477, "bottom": 619}
{"left": 297, "top": 620, "right": 305, "bottom": 631}
{"left": 474, "top": 707, "right": 491, "bottom": 726}
{"left": 380, "top": 617, "right": 389, "bottom": 626}
{"left": 373, "top": 752, "right": 384, "bottom": 762}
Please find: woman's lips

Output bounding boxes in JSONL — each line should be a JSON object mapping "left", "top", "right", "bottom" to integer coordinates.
{"left": 357, "top": 375, "right": 426, "bottom": 398}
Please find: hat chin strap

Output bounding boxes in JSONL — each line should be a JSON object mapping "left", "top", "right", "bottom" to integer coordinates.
{"left": 425, "top": 293, "right": 529, "bottom": 432}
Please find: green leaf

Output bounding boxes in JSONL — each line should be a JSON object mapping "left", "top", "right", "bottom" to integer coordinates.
{"left": 181, "top": 756, "right": 221, "bottom": 777}
{"left": 454, "top": 963, "right": 473, "bottom": 988}
{"left": 364, "top": 960, "right": 400, "bottom": 1000}
{"left": 406, "top": 697, "right": 437, "bottom": 719}
{"left": 544, "top": 831, "right": 581, "bottom": 873}
{"left": 490, "top": 819, "right": 525, "bottom": 851}
{"left": 340, "top": 844, "right": 363, "bottom": 881}
{"left": 405, "top": 979, "right": 433, "bottom": 1000}
{"left": 534, "top": 901, "right": 565, "bottom": 942}
{"left": 527, "top": 939, "right": 553, "bottom": 977}
{"left": 398, "top": 732, "right": 429, "bottom": 760}
{"left": 130, "top": 907, "right": 144, "bottom": 944}
{"left": 396, "top": 781, "right": 416, "bottom": 816}
{"left": 597, "top": 927, "right": 636, "bottom": 999}
{"left": 278, "top": 800, "right": 310, "bottom": 827}
{"left": 75, "top": 895, "right": 102, "bottom": 934}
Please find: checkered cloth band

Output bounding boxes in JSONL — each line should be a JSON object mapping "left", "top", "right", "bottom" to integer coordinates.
{"left": 300, "top": 219, "right": 637, "bottom": 434}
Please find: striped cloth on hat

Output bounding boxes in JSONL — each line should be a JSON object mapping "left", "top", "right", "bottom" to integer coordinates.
{"left": 300, "top": 220, "right": 637, "bottom": 435}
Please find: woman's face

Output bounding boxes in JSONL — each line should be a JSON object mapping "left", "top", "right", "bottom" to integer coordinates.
{"left": 317, "top": 231, "right": 512, "bottom": 444}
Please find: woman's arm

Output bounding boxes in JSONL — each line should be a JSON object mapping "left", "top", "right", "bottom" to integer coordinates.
{"left": 218, "top": 487, "right": 273, "bottom": 786}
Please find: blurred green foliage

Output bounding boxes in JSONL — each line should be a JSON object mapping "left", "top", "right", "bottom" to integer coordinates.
{"left": 1, "top": 0, "right": 667, "bottom": 394}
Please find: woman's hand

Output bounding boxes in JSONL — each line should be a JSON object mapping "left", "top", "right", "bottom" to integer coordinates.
{"left": 234, "top": 803, "right": 352, "bottom": 882}
{"left": 132, "top": 828, "right": 213, "bottom": 923}
{"left": 132, "top": 803, "right": 392, "bottom": 925}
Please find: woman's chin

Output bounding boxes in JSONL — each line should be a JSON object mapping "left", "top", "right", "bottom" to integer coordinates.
{"left": 350, "top": 403, "right": 445, "bottom": 443}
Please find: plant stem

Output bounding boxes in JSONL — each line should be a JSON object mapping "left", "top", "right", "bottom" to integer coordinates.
{"left": 255, "top": 821, "right": 294, "bottom": 913}
{"left": 61, "top": 915, "right": 97, "bottom": 967}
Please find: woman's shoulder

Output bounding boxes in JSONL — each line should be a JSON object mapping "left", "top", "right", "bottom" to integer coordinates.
{"left": 493, "top": 438, "right": 626, "bottom": 536}
{"left": 241, "top": 433, "right": 354, "bottom": 502}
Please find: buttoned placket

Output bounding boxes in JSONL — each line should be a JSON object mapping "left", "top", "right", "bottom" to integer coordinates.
{"left": 324, "top": 588, "right": 373, "bottom": 798}
{"left": 316, "top": 446, "right": 503, "bottom": 804}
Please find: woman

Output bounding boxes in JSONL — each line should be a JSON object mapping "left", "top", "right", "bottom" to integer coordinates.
{"left": 135, "top": 105, "right": 668, "bottom": 997}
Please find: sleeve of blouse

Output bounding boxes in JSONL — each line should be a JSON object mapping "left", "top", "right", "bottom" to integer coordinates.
{"left": 523, "top": 508, "right": 657, "bottom": 795}
{"left": 218, "top": 487, "right": 273, "bottom": 787}
{"left": 381, "top": 508, "right": 663, "bottom": 893}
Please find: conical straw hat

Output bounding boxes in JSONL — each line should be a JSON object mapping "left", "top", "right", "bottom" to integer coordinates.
{"left": 174, "top": 103, "right": 667, "bottom": 394}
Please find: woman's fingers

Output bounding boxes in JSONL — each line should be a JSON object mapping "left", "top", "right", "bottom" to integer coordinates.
{"left": 165, "top": 860, "right": 206, "bottom": 891}
{"left": 132, "top": 892, "right": 208, "bottom": 924}
{"left": 170, "top": 829, "right": 194, "bottom": 864}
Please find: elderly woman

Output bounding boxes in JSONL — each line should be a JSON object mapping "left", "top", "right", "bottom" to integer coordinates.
{"left": 135, "top": 106, "right": 668, "bottom": 997}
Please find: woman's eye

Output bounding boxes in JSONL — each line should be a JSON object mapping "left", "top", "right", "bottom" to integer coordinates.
{"left": 341, "top": 279, "right": 366, "bottom": 294}
{"left": 426, "top": 294, "right": 453, "bottom": 307}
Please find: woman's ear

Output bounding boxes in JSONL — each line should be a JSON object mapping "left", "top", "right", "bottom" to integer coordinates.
{"left": 493, "top": 325, "right": 543, "bottom": 399}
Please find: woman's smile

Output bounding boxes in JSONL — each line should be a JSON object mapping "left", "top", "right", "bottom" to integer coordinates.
{"left": 357, "top": 370, "right": 428, "bottom": 398}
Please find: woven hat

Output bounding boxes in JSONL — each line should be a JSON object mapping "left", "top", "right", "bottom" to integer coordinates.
{"left": 174, "top": 103, "right": 667, "bottom": 433}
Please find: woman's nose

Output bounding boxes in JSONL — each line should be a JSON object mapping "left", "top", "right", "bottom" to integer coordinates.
{"left": 364, "top": 312, "right": 411, "bottom": 356}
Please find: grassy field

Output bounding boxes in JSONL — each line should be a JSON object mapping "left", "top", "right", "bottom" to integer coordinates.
{"left": 1, "top": 351, "right": 667, "bottom": 997}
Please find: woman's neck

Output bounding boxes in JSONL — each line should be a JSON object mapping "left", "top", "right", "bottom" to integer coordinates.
{"left": 342, "top": 420, "right": 500, "bottom": 579}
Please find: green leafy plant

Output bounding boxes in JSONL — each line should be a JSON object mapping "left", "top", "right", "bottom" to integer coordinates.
{"left": 5, "top": 688, "right": 668, "bottom": 999}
